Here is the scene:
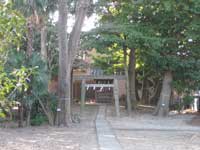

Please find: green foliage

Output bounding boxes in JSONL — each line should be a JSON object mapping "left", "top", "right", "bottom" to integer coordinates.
{"left": 0, "top": 110, "right": 6, "bottom": 119}
{"left": 183, "top": 95, "right": 194, "bottom": 106}
{"left": 83, "top": 0, "right": 163, "bottom": 74}
{"left": 12, "top": 0, "right": 58, "bottom": 17}
{"left": 0, "top": 2, "right": 28, "bottom": 121}
{"left": 174, "top": 95, "right": 194, "bottom": 112}
{"left": 0, "top": 61, "right": 37, "bottom": 102}
{"left": 2, "top": 49, "right": 54, "bottom": 123}
{"left": 87, "top": 0, "right": 200, "bottom": 93}
{"left": 0, "top": 2, "right": 25, "bottom": 65}
{"left": 48, "top": 94, "right": 58, "bottom": 113}
{"left": 0, "top": 1, "right": 57, "bottom": 124}
{"left": 0, "top": 2, "right": 25, "bottom": 51}
{"left": 0, "top": 68, "right": 14, "bottom": 100}
{"left": 5, "top": 50, "right": 49, "bottom": 104}
{"left": 92, "top": 48, "right": 125, "bottom": 74}
{"left": 46, "top": 23, "right": 59, "bottom": 78}
{"left": 30, "top": 114, "right": 47, "bottom": 126}
{"left": 0, "top": 64, "right": 37, "bottom": 120}
{"left": 22, "top": 20, "right": 59, "bottom": 78}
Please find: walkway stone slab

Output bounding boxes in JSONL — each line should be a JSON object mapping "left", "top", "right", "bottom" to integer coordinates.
{"left": 96, "top": 105, "right": 122, "bottom": 150}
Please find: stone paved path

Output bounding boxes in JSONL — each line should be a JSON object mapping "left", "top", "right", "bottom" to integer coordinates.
{"left": 96, "top": 105, "right": 122, "bottom": 150}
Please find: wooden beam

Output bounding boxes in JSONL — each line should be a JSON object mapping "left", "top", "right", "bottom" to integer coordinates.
{"left": 73, "top": 75, "right": 126, "bottom": 80}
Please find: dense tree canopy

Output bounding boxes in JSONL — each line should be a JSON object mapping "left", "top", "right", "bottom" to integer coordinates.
{"left": 84, "top": 0, "right": 200, "bottom": 116}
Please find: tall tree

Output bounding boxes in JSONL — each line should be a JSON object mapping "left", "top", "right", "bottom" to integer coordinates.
{"left": 12, "top": 0, "right": 58, "bottom": 125}
{"left": 86, "top": 0, "right": 200, "bottom": 117}
{"left": 57, "top": 0, "right": 91, "bottom": 126}
{"left": 83, "top": 0, "right": 158, "bottom": 111}
{"left": 12, "top": 0, "right": 57, "bottom": 58}
{"left": 124, "top": 0, "right": 200, "bottom": 116}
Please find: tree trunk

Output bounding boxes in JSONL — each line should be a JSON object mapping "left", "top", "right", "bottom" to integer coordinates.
{"left": 135, "top": 79, "right": 140, "bottom": 102}
{"left": 18, "top": 104, "right": 23, "bottom": 127}
{"left": 57, "top": 0, "right": 70, "bottom": 126}
{"left": 37, "top": 97, "right": 54, "bottom": 126}
{"left": 128, "top": 48, "right": 137, "bottom": 109}
{"left": 149, "top": 80, "right": 162, "bottom": 105}
{"left": 41, "top": 25, "right": 47, "bottom": 60}
{"left": 26, "top": 105, "right": 32, "bottom": 126}
{"left": 69, "top": 0, "right": 91, "bottom": 64}
{"left": 141, "top": 78, "right": 149, "bottom": 105}
{"left": 123, "top": 47, "right": 132, "bottom": 115}
{"left": 154, "top": 71, "right": 173, "bottom": 117}
{"left": 56, "top": 0, "right": 90, "bottom": 126}
{"left": 71, "top": 69, "right": 74, "bottom": 104}
{"left": 26, "top": 19, "right": 33, "bottom": 56}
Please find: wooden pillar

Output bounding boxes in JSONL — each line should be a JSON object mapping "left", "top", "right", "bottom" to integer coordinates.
{"left": 80, "top": 79, "right": 86, "bottom": 115}
{"left": 114, "top": 79, "right": 120, "bottom": 117}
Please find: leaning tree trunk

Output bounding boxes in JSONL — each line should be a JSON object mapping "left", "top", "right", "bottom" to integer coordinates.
{"left": 154, "top": 71, "right": 173, "bottom": 117}
{"left": 128, "top": 48, "right": 137, "bottom": 110}
{"left": 123, "top": 47, "right": 132, "bottom": 115}
{"left": 37, "top": 97, "right": 54, "bottom": 125}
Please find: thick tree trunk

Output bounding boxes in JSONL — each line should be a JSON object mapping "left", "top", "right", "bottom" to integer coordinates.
{"left": 41, "top": 25, "right": 47, "bottom": 60}
{"left": 154, "top": 71, "right": 173, "bottom": 117}
{"left": 56, "top": 0, "right": 90, "bottom": 126}
{"left": 57, "top": 55, "right": 72, "bottom": 126}
{"left": 69, "top": 0, "right": 91, "bottom": 63}
{"left": 128, "top": 48, "right": 137, "bottom": 110}
{"left": 57, "top": 0, "right": 70, "bottom": 126}
{"left": 123, "top": 48, "right": 132, "bottom": 115}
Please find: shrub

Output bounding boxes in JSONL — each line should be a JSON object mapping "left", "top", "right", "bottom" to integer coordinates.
{"left": 30, "top": 114, "right": 47, "bottom": 126}
{"left": 0, "top": 110, "right": 6, "bottom": 120}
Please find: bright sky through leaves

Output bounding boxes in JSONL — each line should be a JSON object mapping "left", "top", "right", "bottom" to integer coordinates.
{"left": 53, "top": 10, "right": 97, "bottom": 32}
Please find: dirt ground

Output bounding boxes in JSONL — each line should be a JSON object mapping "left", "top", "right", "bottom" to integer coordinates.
{"left": 1, "top": 104, "right": 200, "bottom": 150}
{"left": 106, "top": 106, "right": 200, "bottom": 150}
{"left": 0, "top": 105, "right": 99, "bottom": 150}
{"left": 190, "top": 114, "right": 200, "bottom": 126}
